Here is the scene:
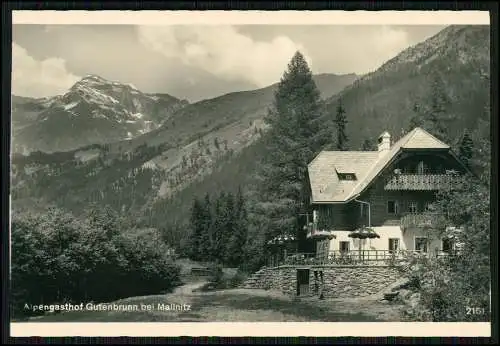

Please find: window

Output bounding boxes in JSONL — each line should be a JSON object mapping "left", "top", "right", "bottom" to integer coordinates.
{"left": 360, "top": 204, "right": 367, "bottom": 217}
{"left": 415, "top": 237, "right": 428, "bottom": 253}
{"left": 417, "top": 161, "right": 428, "bottom": 175}
{"left": 442, "top": 238, "right": 454, "bottom": 253}
{"left": 389, "top": 238, "right": 400, "bottom": 253}
{"left": 424, "top": 202, "right": 433, "bottom": 212}
{"left": 387, "top": 200, "right": 399, "bottom": 215}
{"left": 404, "top": 162, "right": 416, "bottom": 174}
{"left": 313, "top": 210, "right": 319, "bottom": 224}
{"left": 408, "top": 201, "right": 418, "bottom": 214}
{"left": 339, "top": 241, "right": 350, "bottom": 253}
{"left": 338, "top": 173, "right": 357, "bottom": 181}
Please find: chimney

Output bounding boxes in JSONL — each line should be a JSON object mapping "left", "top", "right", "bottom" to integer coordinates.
{"left": 378, "top": 131, "right": 391, "bottom": 155}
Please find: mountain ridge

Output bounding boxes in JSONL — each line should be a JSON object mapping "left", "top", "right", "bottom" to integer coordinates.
{"left": 10, "top": 72, "right": 359, "bottom": 216}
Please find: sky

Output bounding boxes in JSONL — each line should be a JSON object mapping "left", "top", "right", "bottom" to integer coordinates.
{"left": 12, "top": 24, "right": 447, "bottom": 102}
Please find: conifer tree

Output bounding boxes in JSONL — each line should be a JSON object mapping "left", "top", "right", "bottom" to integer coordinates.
{"left": 188, "top": 197, "right": 203, "bottom": 260}
{"left": 226, "top": 187, "right": 249, "bottom": 267}
{"left": 458, "top": 130, "right": 474, "bottom": 168}
{"left": 470, "top": 84, "right": 490, "bottom": 184}
{"left": 334, "top": 97, "right": 348, "bottom": 150}
{"left": 408, "top": 73, "right": 451, "bottom": 142}
{"left": 210, "top": 192, "right": 225, "bottom": 262}
{"left": 361, "top": 139, "right": 374, "bottom": 151}
{"left": 221, "top": 191, "right": 235, "bottom": 263}
{"left": 252, "top": 51, "right": 328, "bottom": 251}
{"left": 428, "top": 74, "right": 451, "bottom": 141}
{"left": 199, "top": 193, "right": 213, "bottom": 260}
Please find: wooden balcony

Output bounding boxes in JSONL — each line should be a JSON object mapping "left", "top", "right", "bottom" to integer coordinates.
{"left": 384, "top": 174, "right": 461, "bottom": 190}
{"left": 400, "top": 212, "right": 441, "bottom": 231}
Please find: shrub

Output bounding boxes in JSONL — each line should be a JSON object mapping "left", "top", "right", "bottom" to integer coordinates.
{"left": 399, "top": 251, "right": 489, "bottom": 322}
{"left": 398, "top": 176, "right": 491, "bottom": 322}
{"left": 10, "top": 207, "right": 181, "bottom": 318}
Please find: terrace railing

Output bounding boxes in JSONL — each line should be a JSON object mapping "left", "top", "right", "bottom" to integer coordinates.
{"left": 283, "top": 253, "right": 317, "bottom": 266}
{"left": 279, "top": 249, "right": 454, "bottom": 267}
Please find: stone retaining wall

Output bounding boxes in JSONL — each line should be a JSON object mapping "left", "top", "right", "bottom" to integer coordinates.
{"left": 244, "top": 265, "right": 402, "bottom": 298}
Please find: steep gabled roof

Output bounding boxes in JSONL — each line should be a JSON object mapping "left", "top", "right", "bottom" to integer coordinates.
{"left": 308, "top": 151, "right": 379, "bottom": 202}
{"left": 308, "top": 127, "right": 453, "bottom": 203}
{"left": 401, "top": 127, "right": 450, "bottom": 150}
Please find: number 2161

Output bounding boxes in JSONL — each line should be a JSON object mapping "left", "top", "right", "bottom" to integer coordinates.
{"left": 466, "top": 307, "right": 485, "bottom": 315}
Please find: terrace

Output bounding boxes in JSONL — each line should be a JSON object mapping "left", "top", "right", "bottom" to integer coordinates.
{"left": 268, "top": 249, "right": 455, "bottom": 268}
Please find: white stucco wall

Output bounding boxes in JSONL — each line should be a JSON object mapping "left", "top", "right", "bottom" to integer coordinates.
{"left": 327, "top": 226, "right": 445, "bottom": 254}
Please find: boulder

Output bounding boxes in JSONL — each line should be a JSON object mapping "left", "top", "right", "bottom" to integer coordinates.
{"left": 383, "top": 291, "right": 400, "bottom": 301}
{"left": 399, "top": 289, "right": 412, "bottom": 300}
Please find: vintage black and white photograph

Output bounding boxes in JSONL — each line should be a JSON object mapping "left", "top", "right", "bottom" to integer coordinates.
{"left": 9, "top": 10, "right": 491, "bottom": 335}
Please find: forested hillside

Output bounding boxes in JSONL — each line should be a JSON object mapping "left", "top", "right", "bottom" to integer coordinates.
{"left": 11, "top": 25, "right": 490, "bottom": 261}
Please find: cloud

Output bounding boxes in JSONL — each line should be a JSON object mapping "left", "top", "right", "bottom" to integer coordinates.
{"left": 368, "top": 26, "right": 411, "bottom": 64}
{"left": 12, "top": 42, "right": 81, "bottom": 98}
{"left": 136, "top": 25, "right": 311, "bottom": 88}
{"left": 310, "top": 26, "right": 411, "bottom": 75}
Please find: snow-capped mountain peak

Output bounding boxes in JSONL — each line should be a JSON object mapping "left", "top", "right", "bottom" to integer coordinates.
{"left": 12, "top": 75, "right": 189, "bottom": 153}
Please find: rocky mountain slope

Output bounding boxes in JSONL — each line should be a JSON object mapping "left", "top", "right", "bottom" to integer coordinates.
{"left": 324, "top": 25, "right": 490, "bottom": 148}
{"left": 11, "top": 75, "right": 189, "bottom": 154}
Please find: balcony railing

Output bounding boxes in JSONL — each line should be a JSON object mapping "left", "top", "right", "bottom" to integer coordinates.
{"left": 400, "top": 212, "right": 442, "bottom": 231}
{"left": 278, "top": 249, "right": 454, "bottom": 267}
{"left": 385, "top": 174, "right": 461, "bottom": 190}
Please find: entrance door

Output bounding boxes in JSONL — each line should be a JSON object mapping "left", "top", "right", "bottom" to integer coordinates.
{"left": 339, "top": 241, "right": 350, "bottom": 253}
{"left": 296, "top": 269, "right": 310, "bottom": 296}
{"left": 415, "top": 237, "right": 428, "bottom": 253}
{"left": 442, "top": 238, "right": 453, "bottom": 252}
{"left": 389, "top": 238, "right": 400, "bottom": 253}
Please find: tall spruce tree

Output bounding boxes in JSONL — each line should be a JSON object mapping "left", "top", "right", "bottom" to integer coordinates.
{"left": 252, "top": 51, "right": 328, "bottom": 251}
{"left": 470, "top": 76, "right": 490, "bottom": 184}
{"left": 210, "top": 192, "right": 225, "bottom": 262}
{"left": 428, "top": 73, "right": 451, "bottom": 141}
{"left": 226, "top": 187, "right": 248, "bottom": 266}
{"left": 409, "top": 102, "right": 423, "bottom": 129}
{"left": 199, "top": 193, "right": 213, "bottom": 261}
{"left": 408, "top": 73, "right": 451, "bottom": 142}
{"left": 458, "top": 130, "right": 474, "bottom": 168}
{"left": 334, "top": 97, "right": 348, "bottom": 150}
{"left": 221, "top": 192, "right": 236, "bottom": 263}
{"left": 188, "top": 197, "right": 204, "bottom": 260}
{"left": 361, "top": 139, "right": 374, "bottom": 151}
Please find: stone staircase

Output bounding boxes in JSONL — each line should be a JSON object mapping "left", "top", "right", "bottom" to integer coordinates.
{"left": 241, "top": 267, "right": 270, "bottom": 289}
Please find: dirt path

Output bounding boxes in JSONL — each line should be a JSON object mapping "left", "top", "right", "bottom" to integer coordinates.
{"left": 172, "top": 281, "right": 208, "bottom": 295}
